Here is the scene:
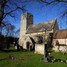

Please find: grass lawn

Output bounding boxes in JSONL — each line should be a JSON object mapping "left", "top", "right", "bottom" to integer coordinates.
{"left": 0, "top": 49, "right": 67, "bottom": 67}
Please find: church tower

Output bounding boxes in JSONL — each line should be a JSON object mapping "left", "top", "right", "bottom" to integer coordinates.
{"left": 19, "top": 12, "right": 33, "bottom": 46}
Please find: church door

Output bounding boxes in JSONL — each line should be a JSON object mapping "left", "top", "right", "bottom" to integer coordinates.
{"left": 26, "top": 42, "right": 30, "bottom": 51}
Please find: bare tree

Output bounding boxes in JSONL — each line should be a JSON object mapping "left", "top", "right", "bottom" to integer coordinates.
{"left": 15, "top": 28, "right": 20, "bottom": 37}
{"left": 0, "top": 0, "right": 27, "bottom": 26}
{"left": 0, "top": 0, "right": 67, "bottom": 26}
{"left": 4, "top": 23, "right": 15, "bottom": 37}
{"left": 37, "top": 0, "right": 67, "bottom": 18}
{"left": 0, "top": 22, "right": 5, "bottom": 34}
{"left": 0, "top": 0, "right": 67, "bottom": 22}
{"left": 0, "top": 0, "right": 67, "bottom": 36}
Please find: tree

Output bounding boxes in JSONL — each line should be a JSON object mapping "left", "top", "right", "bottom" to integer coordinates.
{"left": 0, "top": 0, "right": 67, "bottom": 26}
{"left": 0, "top": 22, "right": 5, "bottom": 34}
{"left": 38, "top": 0, "right": 67, "bottom": 18}
{"left": 15, "top": 29, "right": 20, "bottom": 37}
{"left": 0, "top": 0, "right": 67, "bottom": 36}
{"left": 0, "top": 0, "right": 26, "bottom": 26}
{"left": 3, "top": 23, "right": 15, "bottom": 37}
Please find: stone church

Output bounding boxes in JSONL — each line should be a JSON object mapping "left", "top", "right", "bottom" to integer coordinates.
{"left": 19, "top": 12, "right": 59, "bottom": 54}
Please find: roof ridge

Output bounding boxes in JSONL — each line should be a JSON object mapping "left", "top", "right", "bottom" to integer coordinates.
{"left": 34, "top": 19, "right": 56, "bottom": 25}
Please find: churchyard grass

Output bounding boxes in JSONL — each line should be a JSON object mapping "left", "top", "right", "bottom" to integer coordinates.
{"left": 0, "top": 49, "right": 67, "bottom": 67}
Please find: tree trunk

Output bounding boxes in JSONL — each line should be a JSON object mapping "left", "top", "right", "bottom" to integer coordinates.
{"left": 0, "top": 0, "right": 7, "bottom": 25}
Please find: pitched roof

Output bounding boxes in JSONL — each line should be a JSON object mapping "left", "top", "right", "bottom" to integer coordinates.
{"left": 26, "top": 19, "right": 57, "bottom": 34}
{"left": 53, "top": 29, "right": 67, "bottom": 39}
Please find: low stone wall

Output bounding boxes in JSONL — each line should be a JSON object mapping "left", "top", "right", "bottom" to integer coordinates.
{"left": 35, "top": 44, "right": 45, "bottom": 55}
{"left": 53, "top": 46, "right": 67, "bottom": 53}
{"left": 52, "top": 39, "right": 67, "bottom": 53}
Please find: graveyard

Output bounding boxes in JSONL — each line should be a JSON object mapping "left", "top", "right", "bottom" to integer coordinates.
{"left": 0, "top": 47, "right": 67, "bottom": 67}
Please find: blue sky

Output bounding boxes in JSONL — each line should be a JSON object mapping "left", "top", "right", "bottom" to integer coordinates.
{"left": 4, "top": 1, "right": 67, "bottom": 32}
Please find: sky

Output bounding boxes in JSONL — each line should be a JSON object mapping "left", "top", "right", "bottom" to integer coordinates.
{"left": 4, "top": 0, "right": 67, "bottom": 34}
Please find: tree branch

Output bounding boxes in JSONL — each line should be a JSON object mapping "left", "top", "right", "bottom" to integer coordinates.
{"left": 3, "top": 5, "right": 26, "bottom": 19}
{"left": 61, "top": 9, "right": 67, "bottom": 18}
{"left": 40, "top": 0, "right": 67, "bottom": 5}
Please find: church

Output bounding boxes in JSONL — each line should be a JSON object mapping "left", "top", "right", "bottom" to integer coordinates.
{"left": 19, "top": 12, "right": 60, "bottom": 54}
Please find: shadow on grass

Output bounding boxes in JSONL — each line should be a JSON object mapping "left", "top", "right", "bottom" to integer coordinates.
{"left": 1, "top": 50, "right": 19, "bottom": 52}
{"left": 0, "top": 49, "right": 28, "bottom": 53}
{"left": 0, "top": 58, "right": 8, "bottom": 61}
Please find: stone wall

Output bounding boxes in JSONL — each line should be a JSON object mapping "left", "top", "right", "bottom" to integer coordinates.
{"left": 52, "top": 39, "right": 67, "bottom": 52}
{"left": 53, "top": 39, "right": 67, "bottom": 45}
{"left": 35, "top": 44, "right": 45, "bottom": 55}
{"left": 53, "top": 45, "right": 67, "bottom": 53}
